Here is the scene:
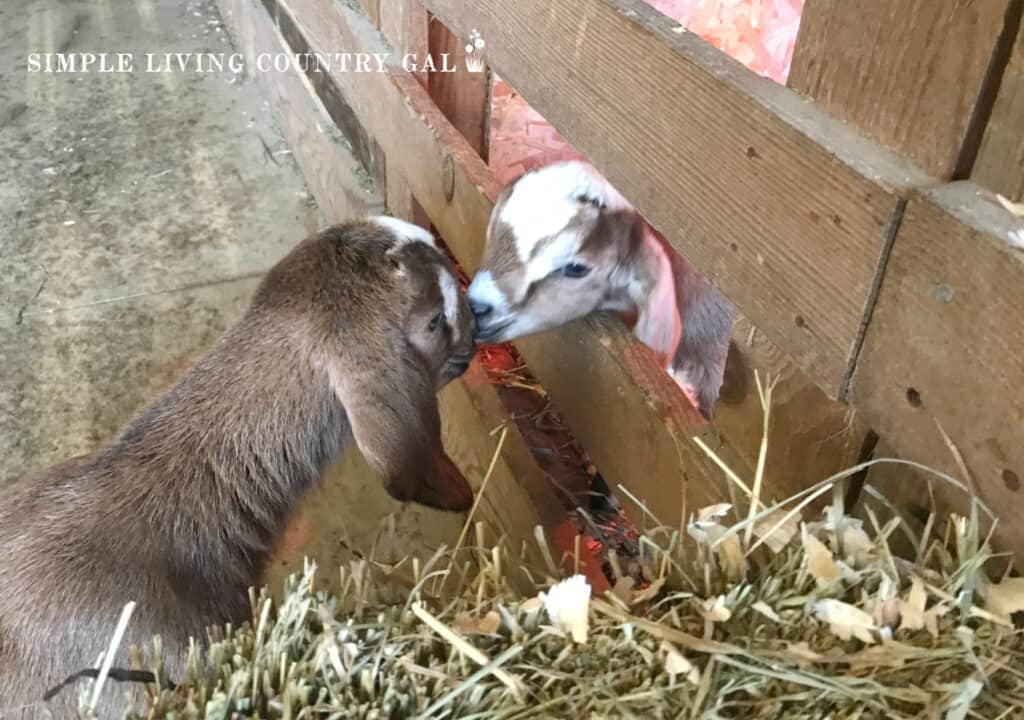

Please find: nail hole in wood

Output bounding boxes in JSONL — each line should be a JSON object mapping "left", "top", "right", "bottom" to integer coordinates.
{"left": 1003, "top": 469, "right": 1021, "bottom": 492}
{"left": 794, "top": 315, "right": 806, "bottom": 328}
{"left": 906, "top": 387, "right": 922, "bottom": 407}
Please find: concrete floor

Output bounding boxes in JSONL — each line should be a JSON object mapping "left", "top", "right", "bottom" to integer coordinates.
{"left": 0, "top": 0, "right": 463, "bottom": 593}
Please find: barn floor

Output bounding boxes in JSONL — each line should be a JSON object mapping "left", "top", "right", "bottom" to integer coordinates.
{"left": 0, "top": 0, "right": 464, "bottom": 592}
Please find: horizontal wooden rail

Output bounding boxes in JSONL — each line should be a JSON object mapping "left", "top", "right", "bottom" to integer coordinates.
{"left": 419, "top": 0, "right": 929, "bottom": 399}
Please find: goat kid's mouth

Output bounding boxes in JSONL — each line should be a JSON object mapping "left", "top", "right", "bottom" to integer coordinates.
{"left": 473, "top": 319, "right": 513, "bottom": 343}
{"left": 445, "top": 353, "right": 476, "bottom": 378}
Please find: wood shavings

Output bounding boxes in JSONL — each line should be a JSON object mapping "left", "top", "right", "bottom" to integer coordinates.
{"left": 899, "top": 577, "right": 927, "bottom": 631}
{"left": 784, "top": 641, "right": 825, "bottom": 665}
{"left": 541, "top": 574, "right": 591, "bottom": 642}
{"left": 700, "top": 595, "right": 732, "bottom": 623}
{"left": 716, "top": 533, "right": 746, "bottom": 581}
{"left": 979, "top": 576, "right": 1024, "bottom": 622}
{"left": 660, "top": 641, "right": 701, "bottom": 685}
{"left": 944, "top": 678, "right": 984, "bottom": 720}
{"left": 802, "top": 524, "right": 841, "bottom": 586}
{"left": 644, "top": 0, "right": 804, "bottom": 83}
{"left": 811, "top": 599, "right": 878, "bottom": 644}
{"left": 752, "top": 507, "right": 800, "bottom": 552}
{"left": 1009, "top": 227, "right": 1024, "bottom": 251}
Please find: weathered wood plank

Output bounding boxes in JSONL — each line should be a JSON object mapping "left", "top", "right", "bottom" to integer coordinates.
{"left": 419, "top": 0, "right": 927, "bottom": 397}
{"left": 790, "top": 0, "right": 1015, "bottom": 181}
{"left": 427, "top": 17, "right": 491, "bottom": 159}
{"left": 974, "top": 27, "right": 1024, "bottom": 202}
{"left": 217, "top": 0, "right": 558, "bottom": 553}
{"left": 718, "top": 313, "right": 868, "bottom": 504}
{"left": 850, "top": 182, "right": 1024, "bottom": 555}
{"left": 264, "top": 0, "right": 386, "bottom": 194}
{"left": 377, "top": 0, "right": 430, "bottom": 222}
{"left": 218, "top": 0, "right": 383, "bottom": 221}
{"left": 379, "top": 0, "right": 429, "bottom": 86}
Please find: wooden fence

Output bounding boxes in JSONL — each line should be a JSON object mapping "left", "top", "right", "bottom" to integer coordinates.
{"left": 217, "top": 0, "right": 1024, "bottom": 557}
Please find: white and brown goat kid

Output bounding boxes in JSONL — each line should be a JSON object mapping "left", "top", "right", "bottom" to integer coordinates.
{"left": 467, "top": 161, "right": 735, "bottom": 419}
{"left": 0, "top": 218, "right": 476, "bottom": 718}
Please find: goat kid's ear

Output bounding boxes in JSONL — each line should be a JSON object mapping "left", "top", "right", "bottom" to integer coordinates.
{"left": 633, "top": 248, "right": 683, "bottom": 365}
{"left": 671, "top": 279, "right": 736, "bottom": 422}
{"left": 324, "top": 355, "right": 473, "bottom": 512}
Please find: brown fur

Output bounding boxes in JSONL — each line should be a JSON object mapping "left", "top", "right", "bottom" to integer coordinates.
{"left": 0, "top": 221, "right": 476, "bottom": 718}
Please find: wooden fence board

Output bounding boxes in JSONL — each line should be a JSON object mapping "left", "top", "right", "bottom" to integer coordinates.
{"left": 218, "top": 0, "right": 383, "bottom": 221}
{"left": 974, "top": 28, "right": 1024, "bottom": 202}
{"left": 418, "top": 0, "right": 928, "bottom": 397}
{"left": 377, "top": 0, "right": 430, "bottom": 224}
{"left": 850, "top": 182, "right": 1024, "bottom": 554}
{"left": 790, "top": 0, "right": 1014, "bottom": 181}
{"left": 427, "top": 18, "right": 491, "bottom": 158}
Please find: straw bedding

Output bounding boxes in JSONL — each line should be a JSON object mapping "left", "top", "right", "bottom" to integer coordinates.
{"left": 72, "top": 380, "right": 1024, "bottom": 719}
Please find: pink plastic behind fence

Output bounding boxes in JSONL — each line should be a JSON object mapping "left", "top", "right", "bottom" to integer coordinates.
{"left": 488, "top": 0, "right": 804, "bottom": 186}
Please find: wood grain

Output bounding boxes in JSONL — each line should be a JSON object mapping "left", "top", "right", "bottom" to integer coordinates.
{"left": 427, "top": 17, "right": 491, "bottom": 158}
{"left": 266, "top": 0, "right": 387, "bottom": 194}
{"left": 218, "top": 0, "right": 383, "bottom": 221}
{"left": 789, "top": 0, "right": 1013, "bottom": 180}
{"left": 974, "top": 27, "right": 1024, "bottom": 202}
{"left": 716, "top": 312, "right": 868, "bottom": 504}
{"left": 851, "top": 182, "right": 1024, "bottom": 555}
{"left": 377, "top": 0, "right": 430, "bottom": 222}
{"left": 218, "top": 0, "right": 559, "bottom": 553}
{"left": 419, "top": 0, "right": 926, "bottom": 397}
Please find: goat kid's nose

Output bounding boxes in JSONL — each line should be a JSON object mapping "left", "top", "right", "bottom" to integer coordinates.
{"left": 469, "top": 299, "right": 493, "bottom": 320}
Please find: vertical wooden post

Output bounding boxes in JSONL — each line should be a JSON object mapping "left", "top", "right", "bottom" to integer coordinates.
{"left": 789, "top": 0, "right": 1019, "bottom": 180}
{"left": 973, "top": 26, "right": 1024, "bottom": 201}
{"left": 426, "top": 17, "right": 492, "bottom": 159}
{"left": 378, "top": 0, "right": 431, "bottom": 224}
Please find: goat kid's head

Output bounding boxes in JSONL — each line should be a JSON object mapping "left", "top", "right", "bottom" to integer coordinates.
{"left": 467, "top": 161, "right": 636, "bottom": 343}
{"left": 369, "top": 217, "right": 477, "bottom": 386}
{"left": 270, "top": 217, "right": 476, "bottom": 394}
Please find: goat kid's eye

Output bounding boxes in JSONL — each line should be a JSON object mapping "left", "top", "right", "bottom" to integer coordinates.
{"left": 428, "top": 311, "right": 445, "bottom": 332}
{"left": 560, "top": 262, "right": 592, "bottom": 279}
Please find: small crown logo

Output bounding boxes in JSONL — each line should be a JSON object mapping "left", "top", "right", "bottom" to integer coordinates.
{"left": 464, "top": 29, "right": 486, "bottom": 72}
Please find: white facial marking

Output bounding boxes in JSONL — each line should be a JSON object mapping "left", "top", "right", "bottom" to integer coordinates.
{"left": 496, "top": 161, "right": 633, "bottom": 291}
{"left": 500, "top": 161, "right": 632, "bottom": 264}
{"left": 371, "top": 216, "right": 437, "bottom": 248}
{"left": 466, "top": 270, "right": 509, "bottom": 314}
{"left": 437, "top": 267, "right": 460, "bottom": 326}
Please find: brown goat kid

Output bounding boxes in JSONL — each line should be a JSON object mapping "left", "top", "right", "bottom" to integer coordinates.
{"left": 0, "top": 219, "right": 477, "bottom": 718}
